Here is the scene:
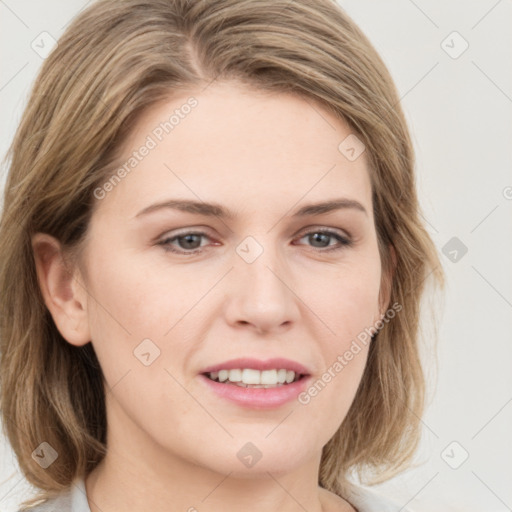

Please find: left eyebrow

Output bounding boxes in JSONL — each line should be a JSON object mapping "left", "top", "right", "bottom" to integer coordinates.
{"left": 133, "top": 197, "right": 368, "bottom": 220}
{"left": 293, "top": 198, "right": 367, "bottom": 217}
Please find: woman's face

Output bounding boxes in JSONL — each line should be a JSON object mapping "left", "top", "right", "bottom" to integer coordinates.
{"left": 73, "top": 81, "right": 386, "bottom": 477}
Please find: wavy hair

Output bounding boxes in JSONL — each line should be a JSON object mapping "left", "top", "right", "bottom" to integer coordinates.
{"left": 0, "top": 0, "right": 444, "bottom": 508}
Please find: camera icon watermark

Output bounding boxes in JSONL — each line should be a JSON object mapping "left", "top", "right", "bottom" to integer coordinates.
{"left": 236, "top": 236, "right": 264, "bottom": 264}
{"left": 338, "top": 134, "right": 366, "bottom": 162}
{"left": 31, "top": 31, "right": 58, "bottom": 59}
{"left": 441, "top": 31, "right": 469, "bottom": 59}
{"left": 133, "top": 338, "right": 161, "bottom": 366}
{"left": 32, "top": 442, "right": 59, "bottom": 469}
{"left": 442, "top": 236, "right": 468, "bottom": 263}
{"left": 441, "top": 441, "right": 469, "bottom": 469}
{"left": 237, "top": 442, "right": 263, "bottom": 468}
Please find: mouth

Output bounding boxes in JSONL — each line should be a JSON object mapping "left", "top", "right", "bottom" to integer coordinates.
{"left": 203, "top": 368, "right": 306, "bottom": 388}
{"left": 198, "top": 358, "right": 312, "bottom": 408}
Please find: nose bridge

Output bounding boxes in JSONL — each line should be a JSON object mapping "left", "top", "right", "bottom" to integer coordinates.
{"left": 226, "top": 233, "right": 299, "bottom": 331}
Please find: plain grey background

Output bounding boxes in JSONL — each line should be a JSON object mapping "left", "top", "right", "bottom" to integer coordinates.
{"left": 1, "top": 1, "right": 511, "bottom": 511}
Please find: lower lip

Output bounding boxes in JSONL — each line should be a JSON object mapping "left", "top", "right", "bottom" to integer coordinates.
{"left": 199, "top": 374, "right": 311, "bottom": 409}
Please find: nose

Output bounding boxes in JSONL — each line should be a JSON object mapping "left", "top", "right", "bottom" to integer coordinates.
{"left": 223, "top": 241, "right": 300, "bottom": 334}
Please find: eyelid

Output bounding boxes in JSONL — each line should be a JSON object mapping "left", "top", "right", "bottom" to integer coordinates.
{"left": 156, "top": 225, "right": 354, "bottom": 257}
{"left": 296, "top": 224, "right": 352, "bottom": 239}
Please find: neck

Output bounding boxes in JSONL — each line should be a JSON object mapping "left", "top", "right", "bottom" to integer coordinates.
{"left": 85, "top": 446, "right": 333, "bottom": 512}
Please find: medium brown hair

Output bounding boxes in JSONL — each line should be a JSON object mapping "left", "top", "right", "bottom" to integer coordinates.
{"left": 0, "top": 0, "right": 444, "bottom": 508}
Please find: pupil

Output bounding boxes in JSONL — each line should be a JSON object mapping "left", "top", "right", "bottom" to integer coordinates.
{"left": 310, "top": 233, "right": 328, "bottom": 247}
{"left": 181, "top": 234, "right": 200, "bottom": 249}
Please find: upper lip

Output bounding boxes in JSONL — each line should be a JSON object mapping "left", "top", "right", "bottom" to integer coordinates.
{"left": 200, "top": 358, "right": 311, "bottom": 375}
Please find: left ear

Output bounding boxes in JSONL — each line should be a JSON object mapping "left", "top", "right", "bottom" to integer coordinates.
{"left": 31, "top": 232, "right": 91, "bottom": 347}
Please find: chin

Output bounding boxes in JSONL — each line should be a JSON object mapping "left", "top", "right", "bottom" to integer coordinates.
{"left": 192, "top": 437, "right": 315, "bottom": 477}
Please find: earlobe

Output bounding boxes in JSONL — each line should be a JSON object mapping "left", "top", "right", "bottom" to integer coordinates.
{"left": 31, "top": 233, "right": 91, "bottom": 347}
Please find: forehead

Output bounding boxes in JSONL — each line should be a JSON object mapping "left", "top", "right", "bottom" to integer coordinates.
{"left": 95, "top": 81, "right": 372, "bottom": 220}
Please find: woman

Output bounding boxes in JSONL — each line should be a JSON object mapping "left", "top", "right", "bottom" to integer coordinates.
{"left": 0, "top": 0, "right": 444, "bottom": 511}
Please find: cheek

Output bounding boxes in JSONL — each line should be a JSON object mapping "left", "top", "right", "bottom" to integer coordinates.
{"left": 317, "top": 256, "right": 382, "bottom": 342}
{"left": 83, "top": 252, "right": 164, "bottom": 384}
{"left": 84, "top": 250, "right": 211, "bottom": 383}
{"left": 292, "top": 257, "right": 380, "bottom": 435}
{"left": 302, "top": 349, "right": 370, "bottom": 450}
{"left": 86, "top": 247, "right": 179, "bottom": 337}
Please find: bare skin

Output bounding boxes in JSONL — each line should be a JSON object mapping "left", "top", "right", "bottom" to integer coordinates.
{"left": 33, "top": 80, "right": 389, "bottom": 512}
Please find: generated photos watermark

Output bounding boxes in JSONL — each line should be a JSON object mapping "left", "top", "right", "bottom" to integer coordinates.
{"left": 298, "top": 301, "right": 402, "bottom": 405}
{"left": 93, "top": 96, "right": 198, "bottom": 200}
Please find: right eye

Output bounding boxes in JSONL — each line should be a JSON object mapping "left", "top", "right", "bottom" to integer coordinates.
{"left": 157, "top": 231, "right": 215, "bottom": 255}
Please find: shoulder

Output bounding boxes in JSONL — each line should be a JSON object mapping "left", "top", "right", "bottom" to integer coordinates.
{"left": 345, "top": 483, "right": 412, "bottom": 512}
{"left": 319, "top": 483, "right": 413, "bottom": 512}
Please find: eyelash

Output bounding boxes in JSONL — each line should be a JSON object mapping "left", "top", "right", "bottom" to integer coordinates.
{"left": 157, "top": 228, "right": 353, "bottom": 256}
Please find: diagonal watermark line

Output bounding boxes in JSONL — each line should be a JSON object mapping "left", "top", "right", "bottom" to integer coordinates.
{"left": 72, "top": 479, "right": 106, "bottom": 512}
{"left": 265, "top": 265, "right": 336, "bottom": 335}
{"left": 423, "top": 215, "right": 439, "bottom": 234}
{"left": 393, "top": 61, "right": 439, "bottom": 106}
{"left": 199, "top": 74, "right": 219, "bottom": 95}
{"left": 0, "top": 0, "right": 29, "bottom": 28}
{"left": 403, "top": 265, "right": 439, "bottom": 302}
{"left": 471, "top": 0, "right": 503, "bottom": 30}
{"left": 266, "top": 472, "right": 309, "bottom": 512}
{"left": 104, "top": 369, "right": 131, "bottom": 397}
{"left": 164, "top": 368, "right": 234, "bottom": 438}
{"left": 472, "top": 396, "right": 512, "bottom": 439}
{"left": 200, "top": 472, "right": 233, "bottom": 502}
{"left": 394, "top": 393, "right": 439, "bottom": 439}
{"left": 0, "top": 62, "right": 29, "bottom": 92}
{"left": 61, "top": 0, "right": 94, "bottom": 30}
{"left": 398, "top": 472, "right": 439, "bottom": 512}
{"left": 71, "top": 274, "right": 132, "bottom": 336}
{"left": 163, "top": 267, "right": 234, "bottom": 336}
{"left": 303, "top": 97, "right": 336, "bottom": 131}
{"left": 163, "top": 163, "right": 234, "bottom": 234}
{"left": 471, "top": 265, "right": 512, "bottom": 308}
{"left": 471, "top": 471, "right": 511, "bottom": 510}
{"left": 388, "top": 62, "right": 439, "bottom": 112}
{"left": 266, "top": 164, "right": 337, "bottom": 234}
{"left": 470, "top": 204, "right": 499, "bottom": 233}
{"left": 0, "top": 475, "right": 25, "bottom": 504}
{"left": 407, "top": 0, "right": 439, "bottom": 28}
{"left": 472, "top": 61, "right": 512, "bottom": 104}
{"left": 265, "top": 410, "right": 294, "bottom": 438}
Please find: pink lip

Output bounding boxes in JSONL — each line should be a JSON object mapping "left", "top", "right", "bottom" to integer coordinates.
{"left": 200, "top": 357, "right": 311, "bottom": 375}
{"left": 199, "top": 358, "right": 312, "bottom": 410}
{"left": 199, "top": 374, "right": 311, "bottom": 409}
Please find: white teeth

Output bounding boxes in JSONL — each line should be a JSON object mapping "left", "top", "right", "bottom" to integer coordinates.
{"left": 242, "top": 368, "right": 261, "bottom": 384}
{"left": 228, "top": 369, "right": 242, "bottom": 382}
{"left": 260, "top": 369, "right": 277, "bottom": 385}
{"left": 207, "top": 368, "right": 300, "bottom": 386}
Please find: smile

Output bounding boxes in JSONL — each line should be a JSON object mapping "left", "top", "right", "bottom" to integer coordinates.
{"left": 199, "top": 358, "right": 312, "bottom": 409}
{"left": 205, "top": 368, "right": 303, "bottom": 387}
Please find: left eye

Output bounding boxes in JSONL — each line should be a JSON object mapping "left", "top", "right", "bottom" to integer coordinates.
{"left": 158, "top": 232, "right": 211, "bottom": 254}
{"left": 295, "top": 230, "right": 352, "bottom": 252}
{"left": 158, "top": 229, "right": 352, "bottom": 255}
